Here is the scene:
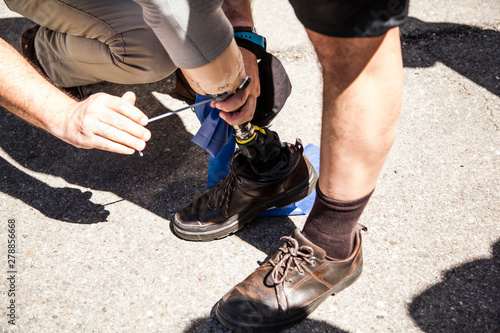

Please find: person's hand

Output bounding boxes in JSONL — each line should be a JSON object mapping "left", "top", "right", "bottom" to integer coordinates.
{"left": 52, "top": 91, "right": 151, "bottom": 154}
{"left": 212, "top": 48, "right": 260, "bottom": 126}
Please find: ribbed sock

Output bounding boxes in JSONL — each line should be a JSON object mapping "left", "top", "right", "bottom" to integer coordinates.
{"left": 301, "top": 185, "right": 373, "bottom": 260}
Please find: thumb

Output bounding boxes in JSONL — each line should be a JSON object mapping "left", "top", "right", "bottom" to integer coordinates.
{"left": 121, "top": 91, "right": 136, "bottom": 105}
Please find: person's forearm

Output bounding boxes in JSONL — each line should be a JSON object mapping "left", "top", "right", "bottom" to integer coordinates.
{"left": 0, "top": 38, "right": 151, "bottom": 154}
{"left": 0, "top": 38, "right": 75, "bottom": 134}
{"left": 222, "top": 0, "right": 254, "bottom": 26}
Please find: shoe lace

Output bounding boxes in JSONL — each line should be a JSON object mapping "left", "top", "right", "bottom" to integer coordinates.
{"left": 207, "top": 155, "right": 240, "bottom": 218}
{"left": 269, "top": 236, "right": 315, "bottom": 285}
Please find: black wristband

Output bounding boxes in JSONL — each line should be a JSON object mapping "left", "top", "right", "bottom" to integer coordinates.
{"left": 235, "top": 38, "right": 267, "bottom": 60}
{"left": 233, "top": 26, "right": 257, "bottom": 33}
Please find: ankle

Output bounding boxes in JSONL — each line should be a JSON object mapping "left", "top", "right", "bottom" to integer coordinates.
{"left": 301, "top": 185, "right": 373, "bottom": 259}
{"left": 237, "top": 127, "right": 288, "bottom": 174}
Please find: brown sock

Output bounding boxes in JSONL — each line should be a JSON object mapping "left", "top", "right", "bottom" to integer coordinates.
{"left": 301, "top": 185, "right": 373, "bottom": 260}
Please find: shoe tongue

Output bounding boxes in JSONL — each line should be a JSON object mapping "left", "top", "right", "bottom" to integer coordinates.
{"left": 293, "top": 229, "right": 326, "bottom": 259}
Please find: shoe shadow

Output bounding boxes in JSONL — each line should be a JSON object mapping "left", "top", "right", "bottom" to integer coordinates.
{"left": 236, "top": 215, "right": 300, "bottom": 257}
{"left": 0, "top": 17, "right": 209, "bottom": 223}
{"left": 408, "top": 239, "right": 500, "bottom": 333}
{"left": 183, "top": 305, "right": 350, "bottom": 333}
{"left": 401, "top": 17, "right": 500, "bottom": 97}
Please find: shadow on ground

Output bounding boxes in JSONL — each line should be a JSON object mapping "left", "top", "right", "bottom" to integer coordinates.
{"left": 183, "top": 305, "right": 349, "bottom": 333}
{"left": 0, "top": 157, "right": 109, "bottom": 223}
{"left": 1, "top": 16, "right": 497, "bottom": 224}
{"left": 409, "top": 240, "right": 500, "bottom": 332}
{"left": 401, "top": 17, "right": 500, "bottom": 97}
{"left": 0, "top": 17, "right": 209, "bottom": 223}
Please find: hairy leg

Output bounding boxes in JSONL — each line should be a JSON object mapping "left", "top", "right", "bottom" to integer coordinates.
{"left": 308, "top": 27, "right": 403, "bottom": 201}
{"left": 301, "top": 28, "right": 403, "bottom": 259}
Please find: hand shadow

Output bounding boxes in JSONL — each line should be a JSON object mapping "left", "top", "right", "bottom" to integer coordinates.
{"left": 408, "top": 239, "right": 500, "bottom": 333}
{"left": 0, "top": 157, "right": 109, "bottom": 223}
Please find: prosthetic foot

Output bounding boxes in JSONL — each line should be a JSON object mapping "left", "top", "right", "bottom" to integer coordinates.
{"left": 173, "top": 127, "right": 318, "bottom": 241}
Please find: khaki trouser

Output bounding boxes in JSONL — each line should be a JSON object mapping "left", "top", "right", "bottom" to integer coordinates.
{"left": 6, "top": 0, "right": 175, "bottom": 87}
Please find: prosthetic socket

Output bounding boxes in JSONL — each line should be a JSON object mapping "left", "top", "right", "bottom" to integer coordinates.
{"left": 181, "top": 39, "right": 246, "bottom": 96}
{"left": 181, "top": 37, "right": 285, "bottom": 172}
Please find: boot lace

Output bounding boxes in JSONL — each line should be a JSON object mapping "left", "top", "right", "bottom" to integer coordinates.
{"left": 207, "top": 155, "right": 241, "bottom": 218}
{"left": 269, "top": 236, "right": 315, "bottom": 285}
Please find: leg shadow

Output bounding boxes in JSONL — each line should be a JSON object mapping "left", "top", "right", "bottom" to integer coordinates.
{"left": 401, "top": 17, "right": 500, "bottom": 97}
{"left": 408, "top": 239, "right": 500, "bottom": 332}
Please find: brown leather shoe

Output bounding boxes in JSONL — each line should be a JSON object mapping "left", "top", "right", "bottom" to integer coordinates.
{"left": 21, "top": 25, "right": 44, "bottom": 71}
{"left": 174, "top": 138, "right": 318, "bottom": 241}
{"left": 216, "top": 225, "right": 367, "bottom": 332}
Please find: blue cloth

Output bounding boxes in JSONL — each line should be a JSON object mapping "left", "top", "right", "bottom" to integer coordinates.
{"left": 192, "top": 94, "right": 236, "bottom": 188}
{"left": 191, "top": 94, "right": 233, "bottom": 157}
{"left": 206, "top": 135, "right": 236, "bottom": 188}
{"left": 192, "top": 92, "right": 319, "bottom": 216}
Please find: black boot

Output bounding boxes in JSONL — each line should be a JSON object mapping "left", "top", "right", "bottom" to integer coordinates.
{"left": 173, "top": 129, "right": 318, "bottom": 241}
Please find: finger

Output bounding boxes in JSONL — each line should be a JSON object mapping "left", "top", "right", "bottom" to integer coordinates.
{"left": 121, "top": 91, "right": 136, "bottom": 105}
{"left": 101, "top": 98, "right": 151, "bottom": 141}
{"left": 94, "top": 120, "right": 147, "bottom": 152}
{"left": 219, "top": 95, "right": 256, "bottom": 126}
{"left": 106, "top": 95, "right": 149, "bottom": 126}
{"left": 99, "top": 110, "right": 151, "bottom": 143}
{"left": 213, "top": 89, "right": 248, "bottom": 112}
{"left": 99, "top": 112, "right": 151, "bottom": 143}
{"left": 91, "top": 135, "right": 137, "bottom": 155}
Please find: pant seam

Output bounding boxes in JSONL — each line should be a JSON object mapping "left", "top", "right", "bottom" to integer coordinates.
{"left": 51, "top": 0, "right": 127, "bottom": 63}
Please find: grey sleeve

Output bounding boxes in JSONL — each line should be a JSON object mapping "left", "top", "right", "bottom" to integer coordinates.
{"left": 134, "top": 0, "right": 233, "bottom": 69}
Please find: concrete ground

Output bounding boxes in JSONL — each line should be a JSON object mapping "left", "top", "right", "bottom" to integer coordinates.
{"left": 0, "top": 0, "right": 498, "bottom": 332}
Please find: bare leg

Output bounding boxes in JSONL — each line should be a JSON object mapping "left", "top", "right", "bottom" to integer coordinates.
{"left": 309, "top": 27, "right": 403, "bottom": 201}
{"left": 302, "top": 27, "right": 403, "bottom": 259}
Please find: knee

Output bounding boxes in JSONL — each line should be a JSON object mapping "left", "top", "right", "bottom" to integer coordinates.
{"left": 109, "top": 29, "right": 175, "bottom": 84}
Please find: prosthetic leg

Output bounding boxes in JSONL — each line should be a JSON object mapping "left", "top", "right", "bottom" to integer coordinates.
{"left": 173, "top": 118, "right": 317, "bottom": 241}
{"left": 234, "top": 122, "right": 284, "bottom": 173}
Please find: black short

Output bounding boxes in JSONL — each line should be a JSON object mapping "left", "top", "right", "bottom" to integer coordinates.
{"left": 288, "top": 0, "right": 409, "bottom": 37}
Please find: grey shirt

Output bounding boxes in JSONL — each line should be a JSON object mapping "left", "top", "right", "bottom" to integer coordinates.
{"left": 134, "top": 0, "right": 234, "bottom": 69}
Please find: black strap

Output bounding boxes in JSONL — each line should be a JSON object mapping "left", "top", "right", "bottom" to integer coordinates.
{"left": 235, "top": 37, "right": 268, "bottom": 60}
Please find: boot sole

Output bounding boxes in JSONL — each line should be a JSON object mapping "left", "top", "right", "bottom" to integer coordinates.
{"left": 216, "top": 258, "right": 363, "bottom": 332}
{"left": 173, "top": 166, "right": 318, "bottom": 241}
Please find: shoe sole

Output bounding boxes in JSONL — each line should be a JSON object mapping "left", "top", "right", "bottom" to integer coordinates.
{"left": 173, "top": 166, "right": 318, "bottom": 241}
{"left": 216, "top": 258, "right": 363, "bottom": 332}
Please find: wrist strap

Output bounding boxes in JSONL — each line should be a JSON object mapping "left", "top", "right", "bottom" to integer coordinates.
{"left": 234, "top": 31, "right": 267, "bottom": 60}
{"left": 233, "top": 26, "right": 257, "bottom": 33}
